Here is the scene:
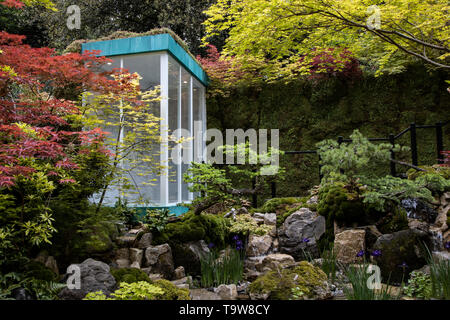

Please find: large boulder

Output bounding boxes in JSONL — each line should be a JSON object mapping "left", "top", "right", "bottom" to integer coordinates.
{"left": 171, "top": 240, "right": 210, "bottom": 276}
{"left": 373, "top": 229, "right": 429, "bottom": 283}
{"left": 248, "top": 261, "right": 331, "bottom": 300}
{"left": 58, "top": 258, "right": 116, "bottom": 300}
{"left": 137, "top": 233, "right": 153, "bottom": 249}
{"left": 334, "top": 229, "right": 366, "bottom": 264}
{"left": 261, "top": 253, "right": 296, "bottom": 271}
{"left": 244, "top": 253, "right": 295, "bottom": 281}
{"left": 144, "top": 244, "right": 175, "bottom": 279}
{"left": 246, "top": 234, "right": 273, "bottom": 257}
{"left": 215, "top": 284, "right": 238, "bottom": 300}
{"left": 278, "top": 208, "right": 326, "bottom": 260}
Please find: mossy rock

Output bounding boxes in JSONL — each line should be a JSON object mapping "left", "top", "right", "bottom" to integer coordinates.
{"left": 153, "top": 279, "right": 191, "bottom": 300}
{"left": 317, "top": 184, "right": 366, "bottom": 224}
{"left": 259, "top": 197, "right": 303, "bottom": 214}
{"left": 110, "top": 268, "right": 152, "bottom": 284}
{"left": 24, "top": 261, "right": 58, "bottom": 282}
{"left": 248, "top": 261, "right": 330, "bottom": 300}
{"left": 171, "top": 242, "right": 203, "bottom": 276}
{"left": 153, "top": 212, "right": 229, "bottom": 248}
{"left": 373, "top": 229, "right": 429, "bottom": 283}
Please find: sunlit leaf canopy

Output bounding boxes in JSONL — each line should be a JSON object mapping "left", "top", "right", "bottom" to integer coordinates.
{"left": 203, "top": 0, "right": 450, "bottom": 79}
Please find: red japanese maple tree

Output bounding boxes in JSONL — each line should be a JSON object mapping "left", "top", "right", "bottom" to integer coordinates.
{"left": 0, "top": 29, "right": 137, "bottom": 188}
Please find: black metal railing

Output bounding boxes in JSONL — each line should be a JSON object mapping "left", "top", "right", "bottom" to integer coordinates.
{"left": 261, "top": 121, "right": 448, "bottom": 207}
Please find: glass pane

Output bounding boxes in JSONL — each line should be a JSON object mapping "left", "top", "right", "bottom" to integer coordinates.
{"left": 90, "top": 57, "right": 122, "bottom": 206}
{"left": 119, "top": 53, "right": 161, "bottom": 205}
{"left": 168, "top": 56, "right": 180, "bottom": 203}
{"left": 193, "top": 78, "right": 203, "bottom": 163}
{"left": 181, "top": 70, "right": 191, "bottom": 202}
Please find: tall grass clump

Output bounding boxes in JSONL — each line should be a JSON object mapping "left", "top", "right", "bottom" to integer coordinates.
{"left": 343, "top": 263, "right": 393, "bottom": 300}
{"left": 320, "top": 246, "right": 338, "bottom": 283}
{"left": 424, "top": 246, "right": 450, "bottom": 299}
{"left": 200, "top": 248, "right": 244, "bottom": 288}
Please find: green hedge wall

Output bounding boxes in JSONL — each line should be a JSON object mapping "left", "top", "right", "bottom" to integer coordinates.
{"left": 207, "top": 64, "right": 450, "bottom": 204}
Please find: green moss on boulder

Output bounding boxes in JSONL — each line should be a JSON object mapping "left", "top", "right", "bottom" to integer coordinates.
{"left": 110, "top": 268, "right": 152, "bottom": 284}
{"left": 153, "top": 212, "right": 229, "bottom": 248}
{"left": 248, "top": 261, "right": 330, "bottom": 300}
{"left": 260, "top": 197, "right": 303, "bottom": 214}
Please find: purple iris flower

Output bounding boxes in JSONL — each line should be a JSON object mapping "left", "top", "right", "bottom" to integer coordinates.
{"left": 302, "top": 238, "right": 310, "bottom": 243}
{"left": 356, "top": 250, "right": 365, "bottom": 257}
{"left": 371, "top": 250, "right": 382, "bottom": 257}
{"left": 232, "top": 235, "right": 240, "bottom": 241}
{"left": 208, "top": 242, "right": 215, "bottom": 249}
{"left": 399, "top": 262, "right": 408, "bottom": 269}
{"left": 445, "top": 242, "right": 450, "bottom": 250}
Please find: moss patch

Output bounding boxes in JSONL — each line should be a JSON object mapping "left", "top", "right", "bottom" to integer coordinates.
{"left": 65, "top": 28, "right": 199, "bottom": 64}
{"left": 110, "top": 268, "right": 152, "bottom": 284}
{"left": 249, "top": 261, "right": 328, "bottom": 300}
{"left": 153, "top": 212, "right": 230, "bottom": 248}
{"left": 259, "top": 197, "right": 304, "bottom": 214}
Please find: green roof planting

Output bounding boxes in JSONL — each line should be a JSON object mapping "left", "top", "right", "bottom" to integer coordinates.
{"left": 81, "top": 33, "right": 209, "bottom": 86}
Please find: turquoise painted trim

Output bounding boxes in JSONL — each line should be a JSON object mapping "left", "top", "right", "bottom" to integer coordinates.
{"left": 81, "top": 34, "right": 209, "bottom": 86}
{"left": 134, "top": 205, "right": 189, "bottom": 218}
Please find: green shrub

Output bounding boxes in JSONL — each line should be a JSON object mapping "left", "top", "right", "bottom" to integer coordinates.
{"left": 229, "top": 214, "right": 272, "bottom": 236}
{"left": 407, "top": 165, "right": 450, "bottom": 181}
{"left": 113, "top": 199, "right": 140, "bottom": 226}
{"left": 110, "top": 268, "right": 151, "bottom": 284}
{"left": 153, "top": 279, "right": 191, "bottom": 300}
{"left": 23, "top": 261, "right": 58, "bottom": 282}
{"left": 83, "top": 280, "right": 191, "bottom": 300}
{"left": 84, "top": 281, "right": 164, "bottom": 300}
{"left": 142, "top": 208, "right": 175, "bottom": 232}
{"left": 403, "top": 271, "right": 432, "bottom": 299}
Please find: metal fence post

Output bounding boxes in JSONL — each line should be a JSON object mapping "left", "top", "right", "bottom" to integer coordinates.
{"left": 271, "top": 181, "right": 276, "bottom": 198}
{"left": 252, "top": 168, "right": 257, "bottom": 208}
{"left": 389, "top": 134, "right": 396, "bottom": 177}
{"left": 410, "top": 123, "right": 418, "bottom": 166}
{"left": 436, "top": 121, "right": 444, "bottom": 164}
{"left": 318, "top": 154, "right": 323, "bottom": 182}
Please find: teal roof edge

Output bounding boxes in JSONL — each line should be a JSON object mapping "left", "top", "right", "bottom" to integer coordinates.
{"left": 81, "top": 34, "right": 209, "bottom": 87}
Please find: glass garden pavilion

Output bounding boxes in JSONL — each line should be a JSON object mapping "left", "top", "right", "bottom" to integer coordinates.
{"left": 82, "top": 33, "right": 208, "bottom": 214}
